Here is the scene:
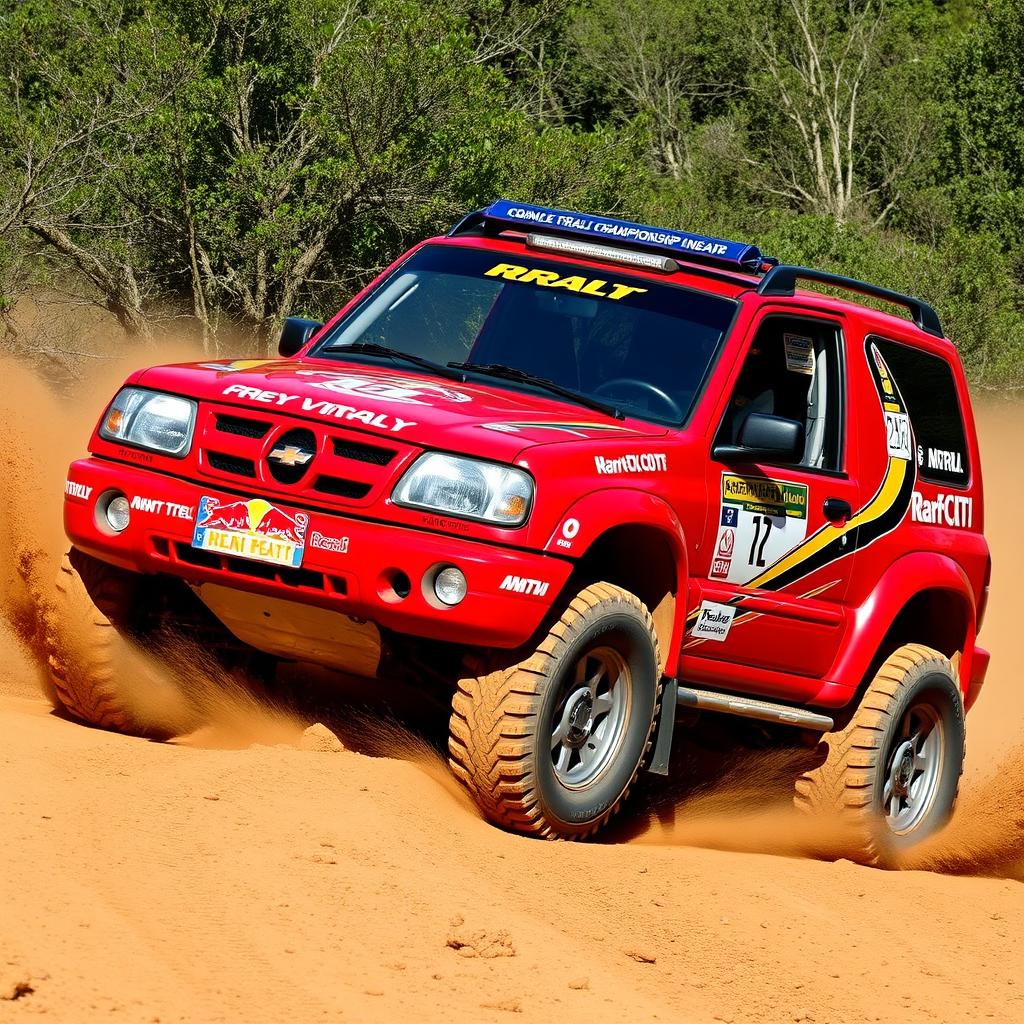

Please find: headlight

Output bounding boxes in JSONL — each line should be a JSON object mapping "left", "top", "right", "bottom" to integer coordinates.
{"left": 393, "top": 453, "right": 534, "bottom": 526}
{"left": 99, "top": 387, "right": 197, "bottom": 457}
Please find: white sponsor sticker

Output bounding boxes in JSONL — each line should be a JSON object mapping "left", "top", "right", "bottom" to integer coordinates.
{"left": 129, "top": 495, "right": 193, "bottom": 520}
{"left": 309, "top": 530, "right": 349, "bottom": 554}
{"left": 64, "top": 480, "right": 93, "bottom": 500}
{"left": 885, "top": 411, "right": 912, "bottom": 461}
{"left": 911, "top": 492, "right": 973, "bottom": 528}
{"left": 499, "top": 575, "right": 550, "bottom": 597}
{"left": 923, "top": 447, "right": 964, "bottom": 474}
{"left": 783, "top": 333, "right": 815, "bottom": 375}
{"left": 222, "top": 383, "right": 416, "bottom": 433}
{"left": 594, "top": 453, "right": 667, "bottom": 475}
{"left": 691, "top": 601, "right": 737, "bottom": 642}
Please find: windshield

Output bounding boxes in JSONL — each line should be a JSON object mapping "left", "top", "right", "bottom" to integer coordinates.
{"left": 313, "top": 244, "right": 737, "bottom": 424}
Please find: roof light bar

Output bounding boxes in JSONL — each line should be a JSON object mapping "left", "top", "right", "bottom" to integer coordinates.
{"left": 482, "top": 199, "right": 764, "bottom": 272}
{"left": 526, "top": 233, "right": 679, "bottom": 272}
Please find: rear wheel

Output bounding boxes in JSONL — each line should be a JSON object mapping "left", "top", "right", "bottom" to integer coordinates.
{"left": 448, "top": 582, "right": 662, "bottom": 839}
{"left": 795, "top": 643, "right": 965, "bottom": 866}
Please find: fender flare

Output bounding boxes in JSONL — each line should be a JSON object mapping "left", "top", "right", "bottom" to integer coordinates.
{"left": 545, "top": 489, "right": 690, "bottom": 675}
{"left": 827, "top": 551, "right": 977, "bottom": 698}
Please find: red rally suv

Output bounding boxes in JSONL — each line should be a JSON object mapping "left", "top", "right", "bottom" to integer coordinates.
{"left": 56, "top": 199, "right": 990, "bottom": 863}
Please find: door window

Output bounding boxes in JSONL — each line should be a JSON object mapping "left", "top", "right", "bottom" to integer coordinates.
{"left": 716, "top": 316, "right": 844, "bottom": 472}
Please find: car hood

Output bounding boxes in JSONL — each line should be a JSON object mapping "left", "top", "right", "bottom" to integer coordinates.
{"left": 136, "top": 356, "right": 667, "bottom": 458}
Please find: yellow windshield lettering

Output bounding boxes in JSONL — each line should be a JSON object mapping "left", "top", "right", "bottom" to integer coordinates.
{"left": 484, "top": 263, "right": 648, "bottom": 301}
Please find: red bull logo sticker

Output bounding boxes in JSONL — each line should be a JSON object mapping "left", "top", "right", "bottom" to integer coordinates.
{"left": 192, "top": 496, "right": 309, "bottom": 568}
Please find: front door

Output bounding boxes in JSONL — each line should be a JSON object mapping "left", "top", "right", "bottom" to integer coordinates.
{"left": 683, "top": 313, "right": 862, "bottom": 702}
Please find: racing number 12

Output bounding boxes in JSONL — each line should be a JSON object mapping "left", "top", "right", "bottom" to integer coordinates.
{"left": 748, "top": 515, "right": 773, "bottom": 567}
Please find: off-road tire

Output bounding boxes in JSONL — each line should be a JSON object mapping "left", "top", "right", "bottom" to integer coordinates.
{"left": 44, "top": 549, "right": 162, "bottom": 737}
{"left": 449, "top": 582, "right": 662, "bottom": 840}
{"left": 795, "top": 643, "right": 965, "bottom": 866}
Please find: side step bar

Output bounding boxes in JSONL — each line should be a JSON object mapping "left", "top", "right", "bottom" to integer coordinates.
{"left": 676, "top": 686, "right": 834, "bottom": 732}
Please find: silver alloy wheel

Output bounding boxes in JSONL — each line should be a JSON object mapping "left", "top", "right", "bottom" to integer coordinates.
{"left": 882, "top": 701, "right": 945, "bottom": 834}
{"left": 550, "top": 645, "right": 631, "bottom": 789}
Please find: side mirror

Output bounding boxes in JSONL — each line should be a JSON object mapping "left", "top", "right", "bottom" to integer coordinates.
{"left": 279, "top": 316, "right": 323, "bottom": 357}
{"left": 714, "top": 412, "right": 805, "bottom": 463}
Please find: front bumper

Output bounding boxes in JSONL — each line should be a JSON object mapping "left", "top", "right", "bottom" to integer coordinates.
{"left": 63, "top": 457, "right": 572, "bottom": 649}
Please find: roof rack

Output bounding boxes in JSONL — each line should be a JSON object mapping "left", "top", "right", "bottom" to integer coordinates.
{"left": 757, "top": 265, "right": 944, "bottom": 338}
{"left": 450, "top": 199, "right": 767, "bottom": 273}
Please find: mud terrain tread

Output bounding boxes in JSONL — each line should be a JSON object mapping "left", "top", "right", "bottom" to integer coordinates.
{"left": 44, "top": 552, "right": 149, "bottom": 736}
{"left": 449, "top": 582, "right": 661, "bottom": 840}
{"left": 794, "top": 643, "right": 962, "bottom": 865}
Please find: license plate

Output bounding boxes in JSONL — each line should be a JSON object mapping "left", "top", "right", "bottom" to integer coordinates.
{"left": 191, "top": 495, "right": 309, "bottom": 569}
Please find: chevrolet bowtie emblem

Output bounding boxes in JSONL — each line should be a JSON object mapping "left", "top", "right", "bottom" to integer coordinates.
{"left": 268, "top": 444, "right": 314, "bottom": 467}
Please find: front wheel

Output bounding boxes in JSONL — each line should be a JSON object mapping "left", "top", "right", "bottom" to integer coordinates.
{"left": 448, "top": 582, "right": 662, "bottom": 839}
{"left": 795, "top": 643, "right": 965, "bottom": 866}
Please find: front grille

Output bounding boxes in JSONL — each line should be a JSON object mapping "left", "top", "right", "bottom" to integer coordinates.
{"left": 331, "top": 438, "right": 397, "bottom": 466}
{"left": 313, "top": 476, "right": 373, "bottom": 499}
{"left": 216, "top": 414, "right": 271, "bottom": 439}
{"left": 198, "top": 402, "right": 416, "bottom": 507}
{"left": 206, "top": 451, "right": 257, "bottom": 477}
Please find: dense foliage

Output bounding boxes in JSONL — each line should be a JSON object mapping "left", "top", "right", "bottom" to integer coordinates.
{"left": 0, "top": 0, "right": 1021, "bottom": 382}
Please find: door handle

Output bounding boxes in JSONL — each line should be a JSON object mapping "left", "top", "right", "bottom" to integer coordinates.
{"left": 823, "top": 497, "right": 852, "bottom": 522}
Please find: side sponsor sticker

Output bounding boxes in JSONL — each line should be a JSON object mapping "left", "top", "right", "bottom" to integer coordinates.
{"left": 64, "top": 480, "right": 92, "bottom": 500}
{"left": 309, "top": 530, "right": 349, "bottom": 554}
{"left": 711, "top": 474, "right": 808, "bottom": 586}
{"left": 691, "top": 601, "right": 736, "bottom": 642}
{"left": 191, "top": 496, "right": 308, "bottom": 568}
{"left": 911, "top": 492, "right": 973, "bottom": 528}
{"left": 130, "top": 496, "right": 193, "bottom": 520}
{"left": 594, "top": 453, "right": 667, "bottom": 475}
{"left": 499, "top": 575, "right": 549, "bottom": 597}
{"left": 885, "top": 411, "right": 912, "bottom": 460}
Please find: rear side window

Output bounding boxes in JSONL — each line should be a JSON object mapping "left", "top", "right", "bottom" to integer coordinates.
{"left": 869, "top": 337, "right": 970, "bottom": 488}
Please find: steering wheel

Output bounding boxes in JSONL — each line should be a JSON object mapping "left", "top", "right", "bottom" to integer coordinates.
{"left": 593, "top": 378, "right": 684, "bottom": 421}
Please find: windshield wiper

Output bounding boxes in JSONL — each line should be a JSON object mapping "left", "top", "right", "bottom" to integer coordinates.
{"left": 447, "top": 362, "right": 624, "bottom": 420}
{"left": 332, "top": 342, "right": 468, "bottom": 383}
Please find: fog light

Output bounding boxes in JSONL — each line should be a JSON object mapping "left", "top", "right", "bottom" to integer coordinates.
{"left": 105, "top": 495, "right": 131, "bottom": 533}
{"left": 433, "top": 566, "right": 467, "bottom": 606}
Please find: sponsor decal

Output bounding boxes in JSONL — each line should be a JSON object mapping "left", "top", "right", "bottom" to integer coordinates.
{"left": 129, "top": 496, "right": 193, "bottom": 520}
{"left": 710, "top": 557, "right": 732, "bottom": 579}
{"left": 309, "top": 530, "right": 349, "bottom": 554}
{"left": 556, "top": 517, "right": 580, "bottom": 550}
{"left": 485, "top": 201, "right": 753, "bottom": 262}
{"left": 594, "top": 452, "right": 667, "bottom": 475}
{"left": 481, "top": 420, "right": 631, "bottom": 437}
{"left": 116, "top": 446, "right": 154, "bottom": 464}
{"left": 421, "top": 514, "right": 471, "bottom": 533}
{"left": 499, "top": 575, "right": 550, "bottom": 597}
{"left": 783, "top": 333, "right": 815, "bottom": 376}
{"left": 485, "top": 264, "right": 648, "bottom": 302}
{"left": 885, "top": 411, "right": 912, "bottom": 461}
{"left": 64, "top": 480, "right": 92, "bottom": 500}
{"left": 712, "top": 474, "right": 809, "bottom": 586}
{"left": 294, "top": 371, "right": 471, "bottom": 406}
{"left": 191, "top": 496, "right": 308, "bottom": 568}
{"left": 198, "top": 360, "right": 269, "bottom": 372}
{"left": 690, "top": 601, "right": 736, "bottom": 642}
{"left": 911, "top": 492, "right": 973, "bottom": 528}
{"left": 921, "top": 447, "right": 964, "bottom": 474}
{"left": 222, "top": 384, "right": 416, "bottom": 433}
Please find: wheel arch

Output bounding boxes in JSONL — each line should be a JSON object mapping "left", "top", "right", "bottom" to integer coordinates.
{"left": 828, "top": 552, "right": 977, "bottom": 705}
{"left": 548, "top": 491, "right": 689, "bottom": 676}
